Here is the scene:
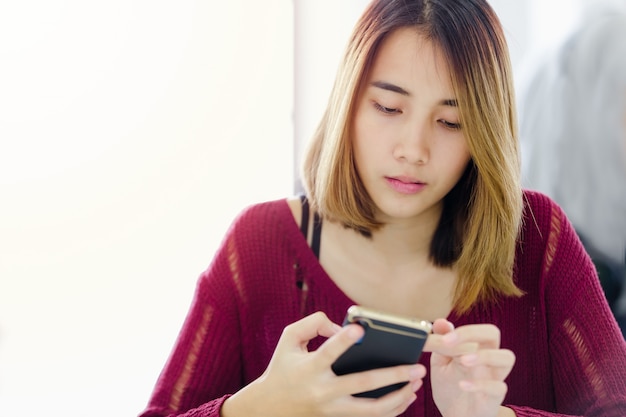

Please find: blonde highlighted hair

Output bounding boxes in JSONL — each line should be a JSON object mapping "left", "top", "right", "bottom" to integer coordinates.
{"left": 302, "top": 0, "right": 523, "bottom": 314}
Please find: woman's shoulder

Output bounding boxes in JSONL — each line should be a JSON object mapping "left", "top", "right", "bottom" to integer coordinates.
{"left": 522, "top": 189, "right": 559, "bottom": 214}
{"left": 519, "top": 189, "right": 581, "bottom": 253}
{"left": 230, "top": 196, "right": 296, "bottom": 229}
{"left": 521, "top": 189, "right": 567, "bottom": 229}
{"left": 222, "top": 196, "right": 304, "bottom": 245}
{"left": 514, "top": 191, "right": 593, "bottom": 296}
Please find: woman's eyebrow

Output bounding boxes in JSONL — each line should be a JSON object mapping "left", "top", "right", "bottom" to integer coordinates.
{"left": 371, "top": 80, "right": 410, "bottom": 96}
{"left": 442, "top": 99, "right": 458, "bottom": 107}
{"left": 370, "top": 81, "right": 458, "bottom": 107}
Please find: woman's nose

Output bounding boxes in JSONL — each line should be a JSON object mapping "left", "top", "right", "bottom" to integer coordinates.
{"left": 392, "top": 122, "right": 430, "bottom": 164}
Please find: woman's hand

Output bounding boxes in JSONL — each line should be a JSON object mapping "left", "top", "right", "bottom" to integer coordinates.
{"left": 425, "top": 319, "right": 516, "bottom": 417}
{"left": 222, "top": 311, "right": 426, "bottom": 417}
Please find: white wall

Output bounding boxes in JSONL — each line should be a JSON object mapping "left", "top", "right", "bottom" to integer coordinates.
{"left": 293, "top": 0, "right": 370, "bottom": 191}
{"left": 0, "top": 1, "right": 293, "bottom": 415}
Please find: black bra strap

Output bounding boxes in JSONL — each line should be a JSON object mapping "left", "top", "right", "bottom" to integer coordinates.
{"left": 299, "top": 194, "right": 309, "bottom": 238}
{"left": 311, "top": 211, "right": 322, "bottom": 259}
{"left": 298, "top": 194, "right": 322, "bottom": 259}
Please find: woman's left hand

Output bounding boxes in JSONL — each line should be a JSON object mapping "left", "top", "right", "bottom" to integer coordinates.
{"left": 424, "top": 319, "right": 516, "bottom": 417}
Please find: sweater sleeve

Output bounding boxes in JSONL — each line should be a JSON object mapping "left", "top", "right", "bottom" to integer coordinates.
{"left": 509, "top": 199, "right": 626, "bottom": 417}
{"left": 137, "top": 210, "right": 253, "bottom": 417}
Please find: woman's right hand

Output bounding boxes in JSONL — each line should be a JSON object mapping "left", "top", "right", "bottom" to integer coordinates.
{"left": 221, "top": 311, "right": 426, "bottom": 417}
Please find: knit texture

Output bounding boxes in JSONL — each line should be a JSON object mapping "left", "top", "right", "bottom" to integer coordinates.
{"left": 138, "top": 190, "right": 626, "bottom": 417}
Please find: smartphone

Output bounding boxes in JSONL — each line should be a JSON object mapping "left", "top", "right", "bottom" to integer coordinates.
{"left": 331, "top": 305, "right": 432, "bottom": 398}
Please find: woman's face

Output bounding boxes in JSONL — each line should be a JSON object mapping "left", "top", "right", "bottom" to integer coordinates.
{"left": 352, "top": 28, "right": 471, "bottom": 225}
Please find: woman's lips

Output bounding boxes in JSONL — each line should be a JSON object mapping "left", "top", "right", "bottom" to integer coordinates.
{"left": 385, "top": 176, "right": 426, "bottom": 194}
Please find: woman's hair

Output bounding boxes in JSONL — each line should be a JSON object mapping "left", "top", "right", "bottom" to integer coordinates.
{"left": 519, "top": 5, "right": 626, "bottom": 266}
{"left": 301, "top": 0, "right": 523, "bottom": 313}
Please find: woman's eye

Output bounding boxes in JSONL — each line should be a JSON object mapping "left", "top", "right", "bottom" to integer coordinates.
{"left": 439, "top": 119, "right": 462, "bottom": 130}
{"left": 374, "top": 102, "right": 400, "bottom": 114}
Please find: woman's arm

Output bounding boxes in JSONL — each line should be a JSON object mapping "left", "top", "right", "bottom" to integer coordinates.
{"left": 427, "top": 197, "right": 626, "bottom": 417}
{"left": 519, "top": 202, "right": 626, "bottom": 417}
{"left": 138, "top": 247, "right": 244, "bottom": 417}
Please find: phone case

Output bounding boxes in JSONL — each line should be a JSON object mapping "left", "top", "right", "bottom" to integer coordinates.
{"left": 331, "top": 305, "right": 432, "bottom": 398}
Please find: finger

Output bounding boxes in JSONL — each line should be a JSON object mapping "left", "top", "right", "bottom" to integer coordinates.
{"left": 431, "top": 318, "right": 454, "bottom": 335}
{"left": 460, "top": 349, "right": 515, "bottom": 369}
{"left": 336, "top": 364, "right": 426, "bottom": 397}
{"left": 423, "top": 319, "right": 453, "bottom": 352}
{"left": 280, "top": 311, "right": 343, "bottom": 351}
{"left": 451, "top": 324, "right": 501, "bottom": 348}
{"left": 331, "top": 377, "right": 420, "bottom": 417}
{"left": 330, "top": 396, "right": 418, "bottom": 417}
{"left": 314, "top": 323, "right": 365, "bottom": 367}
{"left": 424, "top": 333, "right": 479, "bottom": 356}
{"left": 459, "top": 378, "right": 509, "bottom": 399}
{"left": 367, "top": 379, "right": 420, "bottom": 416}
{"left": 426, "top": 324, "right": 501, "bottom": 353}
{"left": 460, "top": 349, "right": 515, "bottom": 380}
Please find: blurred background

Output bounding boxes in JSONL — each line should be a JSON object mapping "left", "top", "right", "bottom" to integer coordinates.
{"left": 0, "top": 0, "right": 616, "bottom": 415}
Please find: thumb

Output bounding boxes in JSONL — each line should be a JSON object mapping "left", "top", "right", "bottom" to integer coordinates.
{"left": 423, "top": 318, "right": 454, "bottom": 352}
{"left": 279, "top": 311, "right": 342, "bottom": 352}
{"left": 314, "top": 323, "right": 365, "bottom": 367}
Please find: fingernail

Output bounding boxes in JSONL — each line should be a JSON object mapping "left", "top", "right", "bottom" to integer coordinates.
{"left": 345, "top": 324, "right": 364, "bottom": 341}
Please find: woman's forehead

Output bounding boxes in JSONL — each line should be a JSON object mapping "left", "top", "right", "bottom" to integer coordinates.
{"left": 368, "top": 28, "right": 454, "bottom": 95}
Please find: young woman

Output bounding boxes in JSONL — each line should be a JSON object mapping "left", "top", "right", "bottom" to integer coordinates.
{"left": 139, "top": 0, "right": 626, "bottom": 416}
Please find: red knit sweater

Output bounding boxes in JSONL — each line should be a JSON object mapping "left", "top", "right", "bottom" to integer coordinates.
{"left": 138, "top": 190, "right": 626, "bottom": 417}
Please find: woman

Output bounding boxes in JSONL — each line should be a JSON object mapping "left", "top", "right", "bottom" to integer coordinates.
{"left": 139, "top": 0, "right": 626, "bottom": 416}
